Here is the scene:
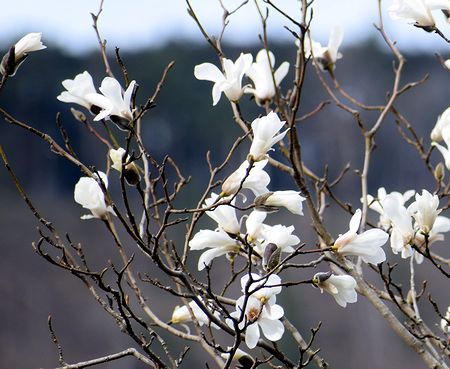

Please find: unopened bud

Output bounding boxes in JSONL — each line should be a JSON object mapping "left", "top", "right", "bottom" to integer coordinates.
{"left": 263, "top": 243, "right": 281, "bottom": 271}
{"left": 434, "top": 162, "right": 445, "bottom": 183}
{"left": 70, "top": 107, "right": 87, "bottom": 123}
{"left": 0, "top": 46, "right": 17, "bottom": 76}
{"left": 312, "top": 271, "right": 332, "bottom": 285}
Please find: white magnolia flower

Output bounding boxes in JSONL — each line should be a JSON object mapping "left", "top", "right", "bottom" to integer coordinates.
{"left": 204, "top": 192, "right": 240, "bottom": 234}
{"left": 221, "top": 159, "right": 270, "bottom": 197}
{"left": 430, "top": 107, "right": 450, "bottom": 142}
{"left": 220, "top": 348, "right": 253, "bottom": 367}
{"left": 432, "top": 141, "right": 450, "bottom": 170}
{"left": 333, "top": 209, "right": 388, "bottom": 264}
{"left": 249, "top": 112, "right": 288, "bottom": 162}
{"left": 171, "top": 299, "right": 219, "bottom": 329}
{"left": 415, "top": 215, "right": 450, "bottom": 246}
{"left": 388, "top": 0, "right": 450, "bottom": 28}
{"left": 365, "top": 187, "right": 415, "bottom": 230}
{"left": 407, "top": 189, "right": 440, "bottom": 234}
{"left": 244, "top": 49, "right": 289, "bottom": 104}
{"left": 188, "top": 229, "right": 240, "bottom": 270}
{"left": 57, "top": 71, "right": 99, "bottom": 113}
{"left": 194, "top": 53, "right": 253, "bottom": 105}
{"left": 382, "top": 194, "right": 417, "bottom": 260}
{"left": 255, "top": 190, "right": 305, "bottom": 215}
{"left": 74, "top": 171, "right": 114, "bottom": 220}
{"left": 440, "top": 306, "right": 450, "bottom": 333}
{"left": 445, "top": 59, "right": 450, "bottom": 69}
{"left": 229, "top": 274, "right": 284, "bottom": 349}
{"left": 313, "top": 272, "right": 357, "bottom": 308}
{"left": 108, "top": 147, "right": 141, "bottom": 185}
{"left": 88, "top": 77, "right": 136, "bottom": 126}
{"left": 245, "top": 210, "right": 268, "bottom": 242}
{"left": 1, "top": 32, "right": 46, "bottom": 76}
{"left": 264, "top": 224, "right": 300, "bottom": 253}
{"left": 304, "top": 25, "right": 344, "bottom": 71}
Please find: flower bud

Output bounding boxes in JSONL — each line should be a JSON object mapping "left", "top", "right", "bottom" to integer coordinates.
{"left": 263, "top": 243, "right": 281, "bottom": 271}
{"left": 434, "top": 162, "right": 445, "bottom": 183}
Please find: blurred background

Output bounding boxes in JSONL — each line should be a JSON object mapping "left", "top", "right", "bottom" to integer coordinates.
{"left": 0, "top": 1, "right": 449, "bottom": 368}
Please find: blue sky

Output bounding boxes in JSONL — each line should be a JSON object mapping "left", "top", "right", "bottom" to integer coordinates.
{"left": 1, "top": 0, "right": 449, "bottom": 54}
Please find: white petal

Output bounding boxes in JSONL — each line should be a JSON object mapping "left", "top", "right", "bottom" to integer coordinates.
{"left": 194, "top": 63, "right": 224, "bottom": 83}
{"left": 245, "top": 323, "right": 260, "bottom": 349}
{"left": 258, "top": 318, "right": 284, "bottom": 341}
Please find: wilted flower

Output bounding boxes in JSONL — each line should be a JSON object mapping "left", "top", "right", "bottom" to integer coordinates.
{"left": 430, "top": 107, "right": 450, "bottom": 142}
{"left": 388, "top": 0, "right": 450, "bottom": 29}
{"left": 74, "top": 171, "right": 114, "bottom": 220}
{"left": 304, "top": 25, "right": 344, "bottom": 71}
{"left": 221, "top": 159, "right": 270, "bottom": 197}
{"left": 1, "top": 32, "right": 46, "bottom": 76}
{"left": 109, "top": 147, "right": 140, "bottom": 185}
{"left": 255, "top": 190, "right": 305, "bottom": 215}
{"left": 171, "top": 299, "right": 219, "bottom": 329}
{"left": 229, "top": 274, "right": 284, "bottom": 349}
{"left": 88, "top": 77, "right": 136, "bottom": 129}
{"left": 248, "top": 111, "right": 288, "bottom": 162}
{"left": 204, "top": 192, "right": 240, "bottom": 234}
{"left": 244, "top": 49, "right": 289, "bottom": 105}
{"left": 188, "top": 229, "right": 240, "bottom": 270}
{"left": 313, "top": 272, "right": 357, "bottom": 308}
{"left": 57, "top": 71, "right": 100, "bottom": 113}
{"left": 194, "top": 53, "right": 252, "bottom": 105}
{"left": 333, "top": 209, "right": 388, "bottom": 265}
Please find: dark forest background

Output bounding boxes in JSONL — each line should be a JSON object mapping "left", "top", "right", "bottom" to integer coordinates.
{"left": 0, "top": 41, "right": 449, "bottom": 369}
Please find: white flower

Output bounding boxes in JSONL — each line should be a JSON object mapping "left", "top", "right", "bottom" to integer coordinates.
{"left": 194, "top": 53, "right": 253, "bottom": 105}
{"left": 188, "top": 229, "right": 240, "bottom": 270}
{"left": 1, "top": 32, "right": 46, "bottom": 76}
{"left": 304, "top": 25, "right": 344, "bottom": 71}
{"left": 245, "top": 210, "right": 268, "bottom": 242}
{"left": 430, "top": 107, "right": 450, "bottom": 142}
{"left": 445, "top": 59, "right": 450, "bottom": 69}
{"left": 204, "top": 192, "right": 240, "bottom": 234}
{"left": 74, "top": 171, "right": 114, "bottom": 220}
{"left": 264, "top": 224, "right": 300, "bottom": 253}
{"left": 432, "top": 141, "right": 450, "bottom": 170}
{"left": 221, "top": 159, "right": 270, "bottom": 197}
{"left": 220, "top": 348, "right": 253, "bottom": 366}
{"left": 109, "top": 148, "right": 128, "bottom": 172}
{"left": 440, "top": 306, "right": 450, "bottom": 333}
{"left": 88, "top": 77, "right": 136, "bottom": 126}
{"left": 255, "top": 190, "right": 305, "bottom": 215}
{"left": 108, "top": 147, "right": 141, "bottom": 185}
{"left": 365, "top": 187, "right": 415, "bottom": 230}
{"left": 229, "top": 274, "right": 284, "bottom": 349}
{"left": 313, "top": 272, "right": 357, "bottom": 308}
{"left": 388, "top": 0, "right": 450, "bottom": 28}
{"left": 171, "top": 299, "right": 219, "bottom": 329}
{"left": 407, "top": 190, "right": 440, "bottom": 234}
{"left": 415, "top": 215, "right": 450, "bottom": 246}
{"left": 333, "top": 209, "right": 388, "bottom": 264}
{"left": 382, "top": 194, "right": 416, "bottom": 259}
{"left": 244, "top": 49, "right": 289, "bottom": 104}
{"left": 57, "top": 71, "right": 99, "bottom": 112}
{"left": 249, "top": 111, "right": 288, "bottom": 162}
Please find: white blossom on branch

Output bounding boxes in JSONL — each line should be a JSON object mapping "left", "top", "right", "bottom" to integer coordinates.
{"left": 194, "top": 53, "right": 253, "bottom": 105}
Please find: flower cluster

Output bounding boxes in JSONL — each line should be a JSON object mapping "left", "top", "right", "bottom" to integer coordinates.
{"left": 194, "top": 49, "right": 289, "bottom": 106}
{"left": 364, "top": 188, "right": 450, "bottom": 263}
{"left": 57, "top": 71, "right": 136, "bottom": 129}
